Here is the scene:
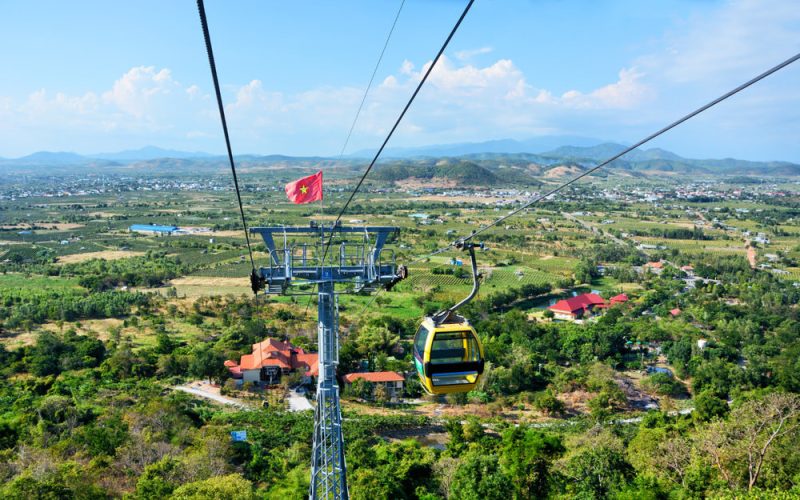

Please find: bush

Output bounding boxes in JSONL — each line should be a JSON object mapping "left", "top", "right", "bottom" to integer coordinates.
{"left": 642, "top": 372, "right": 685, "bottom": 397}
{"left": 534, "top": 389, "right": 565, "bottom": 416}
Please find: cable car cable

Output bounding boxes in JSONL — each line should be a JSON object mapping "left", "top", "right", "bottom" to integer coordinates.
{"left": 337, "top": 0, "right": 405, "bottom": 159}
{"left": 196, "top": 0, "right": 258, "bottom": 281}
{"left": 305, "top": 0, "right": 474, "bottom": 316}
{"left": 320, "top": 0, "right": 475, "bottom": 265}
{"left": 302, "top": 0, "right": 406, "bottom": 316}
{"left": 359, "top": 51, "right": 800, "bottom": 316}
{"left": 407, "top": 51, "right": 800, "bottom": 266}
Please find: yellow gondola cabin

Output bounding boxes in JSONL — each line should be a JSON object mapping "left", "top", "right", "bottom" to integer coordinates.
{"left": 412, "top": 242, "right": 486, "bottom": 395}
{"left": 413, "top": 316, "right": 485, "bottom": 395}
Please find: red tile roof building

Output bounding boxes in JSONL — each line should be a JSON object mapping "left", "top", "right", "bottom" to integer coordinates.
{"left": 343, "top": 371, "right": 405, "bottom": 384}
{"left": 548, "top": 293, "right": 606, "bottom": 319}
{"left": 226, "top": 338, "right": 319, "bottom": 384}
{"left": 610, "top": 293, "right": 629, "bottom": 305}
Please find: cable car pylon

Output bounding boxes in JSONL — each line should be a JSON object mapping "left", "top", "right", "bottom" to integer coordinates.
{"left": 250, "top": 222, "right": 403, "bottom": 500}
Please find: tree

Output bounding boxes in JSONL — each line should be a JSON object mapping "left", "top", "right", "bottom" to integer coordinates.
{"left": 135, "top": 457, "right": 185, "bottom": 499}
{"left": 696, "top": 392, "right": 800, "bottom": 491}
{"left": 155, "top": 331, "right": 176, "bottom": 355}
{"left": 450, "top": 452, "right": 511, "bottom": 500}
{"left": 534, "top": 388, "right": 565, "bottom": 416}
{"left": 693, "top": 390, "right": 729, "bottom": 422}
{"left": 356, "top": 325, "right": 400, "bottom": 360}
{"left": 444, "top": 418, "right": 466, "bottom": 457}
{"left": 463, "top": 416, "right": 484, "bottom": 443}
{"left": 373, "top": 383, "right": 389, "bottom": 405}
{"left": 171, "top": 474, "right": 255, "bottom": 500}
{"left": 500, "top": 427, "right": 564, "bottom": 498}
{"left": 560, "top": 429, "right": 634, "bottom": 498}
{"left": 189, "top": 346, "right": 228, "bottom": 384}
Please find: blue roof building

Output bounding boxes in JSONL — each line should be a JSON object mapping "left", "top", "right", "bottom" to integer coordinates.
{"left": 129, "top": 224, "right": 179, "bottom": 234}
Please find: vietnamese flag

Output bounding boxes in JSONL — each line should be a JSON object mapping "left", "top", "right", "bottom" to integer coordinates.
{"left": 285, "top": 171, "right": 323, "bottom": 204}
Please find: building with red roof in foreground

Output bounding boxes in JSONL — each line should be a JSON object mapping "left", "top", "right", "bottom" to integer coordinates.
{"left": 225, "top": 338, "right": 318, "bottom": 386}
{"left": 343, "top": 371, "right": 405, "bottom": 401}
{"left": 548, "top": 293, "right": 606, "bottom": 321}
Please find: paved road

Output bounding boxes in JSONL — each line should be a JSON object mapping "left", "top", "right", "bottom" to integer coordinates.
{"left": 288, "top": 390, "right": 314, "bottom": 412}
{"left": 175, "top": 385, "right": 249, "bottom": 410}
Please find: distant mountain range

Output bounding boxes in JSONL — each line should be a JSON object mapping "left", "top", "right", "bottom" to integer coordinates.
{"left": 351, "top": 135, "right": 605, "bottom": 158}
{"left": 89, "top": 146, "right": 214, "bottom": 162}
{"left": 2, "top": 140, "right": 799, "bottom": 180}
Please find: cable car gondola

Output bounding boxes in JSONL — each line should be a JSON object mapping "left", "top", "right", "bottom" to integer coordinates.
{"left": 413, "top": 242, "right": 485, "bottom": 395}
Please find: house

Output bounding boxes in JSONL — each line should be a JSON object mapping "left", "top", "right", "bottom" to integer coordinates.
{"left": 680, "top": 265, "right": 694, "bottom": 275}
{"left": 226, "top": 338, "right": 318, "bottom": 386}
{"left": 548, "top": 293, "right": 606, "bottom": 320}
{"left": 609, "top": 293, "right": 629, "bottom": 305}
{"left": 669, "top": 308, "right": 682, "bottom": 317}
{"left": 224, "top": 360, "right": 242, "bottom": 379}
{"left": 643, "top": 261, "right": 664, "bottom": 274}
{"left": 343, "top": 371, "right": 405, "bottom": 401}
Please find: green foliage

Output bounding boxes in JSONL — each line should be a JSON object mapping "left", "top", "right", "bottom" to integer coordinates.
{"left": 562, "top": 430, "right": 635, "bottom": 498}
{"left": 693, "top": 391, "right": 730, "bottom": 422}
{"left": 534, "top": 388, "right": 565, "bottom": 416}
{"left": 171, "top": 473, "right": 255, "bottom": 500}
{"left": 135, "top": 457, "right": 184, "bottom": 499}
{"left": 500, "top": 427, "right": 564, "bottom": 498}
{"left": 450, "top": 451, "right": 512, "bottom": 500}
{"left": 189, "top": 346, "right": 228, "bottom": 383}
{"left": 26, "top": 330, "right": 106, "bottom": 376}
{"left": 641, "top": 372, "right": 686, "bottom": 397}
{"left": 1, "top": 285, "right": 150, "bottom": 330}
{"left": 61, "top": 254, "right": 189, "bottom": 291}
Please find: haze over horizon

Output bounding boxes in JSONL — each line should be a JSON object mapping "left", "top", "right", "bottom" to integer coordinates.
{"left": 1, "top": 0, "right": 799, "bottom": 162}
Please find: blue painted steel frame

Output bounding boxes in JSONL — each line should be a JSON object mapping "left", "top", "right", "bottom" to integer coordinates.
{"left": 249, "top": 223, "right": 400, "bottom": 500}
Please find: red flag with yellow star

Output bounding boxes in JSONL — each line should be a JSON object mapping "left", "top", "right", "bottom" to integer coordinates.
{"left": 285, "top": 171, "right": 323, "bottom": 204}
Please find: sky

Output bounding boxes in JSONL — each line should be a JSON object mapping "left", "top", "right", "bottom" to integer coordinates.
{"left": 0, "top": 0, "right": 798, "bottom": 161}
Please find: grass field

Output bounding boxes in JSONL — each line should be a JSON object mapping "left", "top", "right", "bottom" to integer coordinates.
{"left": 3, "top": 178, "right": 800, "bottom": 353}
{"left": 57, "top": 250, "right": 145, "bottom": 264}
{"left": 0, "top": 273, "right": 84, "bottom": 291}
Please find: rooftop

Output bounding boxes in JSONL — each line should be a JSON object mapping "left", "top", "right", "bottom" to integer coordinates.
{"left": 229, "top": 338, "right": 319, "bottom": 377}
{"left": 129, "top": 224, "right": 178, "bottom": 232}
{"left": 549, "top": 293, "right": 606, "bottom": 314}
{"left": 343, "top": 371, "right": 405, "bottom": 383}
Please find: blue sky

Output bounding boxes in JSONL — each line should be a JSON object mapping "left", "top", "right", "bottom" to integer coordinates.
{"left": 0, "top": 0, "right": 798, "bottom": 161}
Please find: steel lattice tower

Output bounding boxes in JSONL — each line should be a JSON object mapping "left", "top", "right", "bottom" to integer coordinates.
{"left": 250, "top": 223, "right": 401, "bottom": 500}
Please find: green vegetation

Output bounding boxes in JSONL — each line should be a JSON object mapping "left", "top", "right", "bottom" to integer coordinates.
{"left": 1, "top": 171, "right": 800, "bottom": 497}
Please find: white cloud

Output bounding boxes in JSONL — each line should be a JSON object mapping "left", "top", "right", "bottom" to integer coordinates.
{"left": 643, "top": 0, "right": 800, "bottom": 84}
{"left": 454, "top": 46, "right": 493, "bottom": 61}
{"left": 101, "top": 66, "right": 178, "bottom": 118}
{"left": 2, "top": 0, "right": 797, "bottom": 160}
{"left": 559, "top": 68, "right": 650, "bottom": 109}
{"left": 0, "top": 66, "right": 219, "bottom": 154}
{"left": 186, "top": 85, "right": 202, "bottom": 99}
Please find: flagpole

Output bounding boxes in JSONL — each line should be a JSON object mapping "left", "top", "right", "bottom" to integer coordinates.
{"left": 319, "top": 170, "right": 324, "bottom": 222}
{"left": 319, "top": 171, "right": 324, "bottom": 253}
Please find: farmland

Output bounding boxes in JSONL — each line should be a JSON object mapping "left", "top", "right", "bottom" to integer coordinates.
{"left": 2, "top": 167, "right": 800, "bottom": 498}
